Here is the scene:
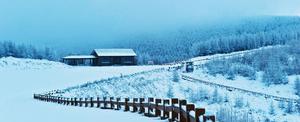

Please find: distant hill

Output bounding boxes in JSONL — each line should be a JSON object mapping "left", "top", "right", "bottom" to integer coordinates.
{"left": 120, "top": 16, "right": 300, "bottom": 64}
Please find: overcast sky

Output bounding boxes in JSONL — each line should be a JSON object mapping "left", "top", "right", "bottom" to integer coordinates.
{"left": 0, "top": 0, "right": 299, "bottom": 48}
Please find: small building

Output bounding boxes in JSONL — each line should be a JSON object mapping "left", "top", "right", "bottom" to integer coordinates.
{"left": 62, "top": 49, "right": 137, "bottom": 66}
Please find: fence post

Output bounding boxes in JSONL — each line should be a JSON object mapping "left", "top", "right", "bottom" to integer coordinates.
{"left": 60, "top": 97, "right": 62, "bottom": 104}
{"left": 186, "top": 104, "right": 195, "bottom": 122}
{"left": 145, "top": 98, "right": 154, "bottom": 117}
{"left": 124, "top": 98, "right": 130, "bottom": 111}
{"left": 79, "top": 98, "right": 83, "bottom": 107}
{"left": 110, "top": 97, "right": 114, "bottom": 109}
{"left": 60, "top": 97, "right": 63, "bottom": 104}
{"left": 61, "top": 97, "right": 64, "bottom": 105}
{"left": 161, "top": 99, "right": 170, "bottom": 120}
{"left": 90, "top": 97, "right": 94, "bottom": 107}
{"left": 171, "top": 98, "right": 179, "bottom": 121}
{"left": 48, "top": 96, "right": 52, "bottom": 102}
{"left": 51, "top": 96, "right": 54, "bottom": 102}
{"left": 66, "top": 98, "right": 70, "bottom": 105}
{"left": 74, "top": 98, "right": 78, "bottom": 106}
{"left": 204, "top": 115, "right": 216, "bottom": 122}
{"left": 61, "top": 97, "right": 64, "bottom": 104}
{"left": 57, "top": 97, "right": 61, "bottom": 104}
{"left": 116, "top": 98, "right": 121, "bottom": 110}
{"left": 44, "top": 95, "right": 47, "bottom": 102}
{"left": 102, "top": 97, "right": 107, "bottom": 109}
{"left": 179, "top": 100, "right": 187, "bottom": 122}
{"left": 46, "top": 95, "right": 49, "bottom": 102}
{"left": 139, "top": 98, "right": 145, "bottom": 114}
{"left": 133, "top": 98, "right": 138, "bottom": 112}
{"left": 195, "top": 108, "right": 205, "bottom": 122}
{"left": 58, "top": 97, "right": 61, "bottom": 104}
{"left": 155, "top": 99, "right": 162, "bottom": 117}
{"left": 71, "top": 98, "right": 74, "bottom": 105}
{"left": 63, "top": 97, "right": 66, "bottom": 105}
{"left": 97, "top": 97, "right": 100, "bottom": 108}
{"left": 46, "top": 96, "right": 51, "bottom": 102}
{"left": 85, "top": 98, "right": 88, "bottom": 107}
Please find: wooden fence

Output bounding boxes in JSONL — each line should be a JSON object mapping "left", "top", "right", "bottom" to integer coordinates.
{"left": 33, "top": 94, "right": 216, "bottom": 122}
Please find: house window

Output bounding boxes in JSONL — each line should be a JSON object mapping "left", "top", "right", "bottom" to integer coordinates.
{"left": 122, "top": 57, "right": 133, "bottom": 64}
{"left": 101, "top": 57, "right": 111, "bottom": 64}
{"left": 77, "top": 59, "right": 84, "bottom": 65}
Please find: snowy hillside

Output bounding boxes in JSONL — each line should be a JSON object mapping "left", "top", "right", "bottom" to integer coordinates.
{"left": 0, "top": 56, "right": 69, "bottom": 69}
{"left": 0, "top": 57, "right": 164, "bottom": 122}
{"left": 50, "top": 45, "right": 300, "bottom": 122}
{"left": 56, "top": 68, "right": 300, "bottom": 121}
{"left": 1, "top": 45, "right": 299, "bottom": 122}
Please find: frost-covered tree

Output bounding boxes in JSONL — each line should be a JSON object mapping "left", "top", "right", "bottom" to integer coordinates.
{"left": 262, "top": 57, "right": 288, "bottom": 86}
{"left": 285, "top": 101, "right": 294, "bottom": 113}
{"left": 172, "top": 70, "right": 180, "bottom": 82}
{"left": 296, "top": 99, "right": 300, "bottom": 113}
{"left": 227, "top": 67, "right": 236, "bottom": 80}
{"left": 189, "top": 88, "right": 209, "bottom": 103}
{"left": 0, "top": 41, "right": 57, "bottom": 60}
{"left": 294, "top": 77, "right": 300, "bottom": 96}
{"left": 224, "top": 94, "right": 229, "bottom": 103}
{"left": 228, "top": 63, "right": 257, "bottom": 80}
{"left": 245, "top": 101, "right": 250, "bottom": 108}
{"left": 234, "top": 97, "right": 244, "bottom": 108}
{"left": 166, "top": 83, "right": 174, "bottom": 98}
{"left": 44, "top": 47, "right": 54, "bottom": 60}
{"left": 210, "top": 88, "right": 219, "bottom": 104}
{"left": 269, "top": 101, "right": 275, "bottom": 115}
{"left": 0, "top": 42, "right": 4, "bottom": 57}
{"left": 278, "top": 101, "right": 285, "bottom": 110}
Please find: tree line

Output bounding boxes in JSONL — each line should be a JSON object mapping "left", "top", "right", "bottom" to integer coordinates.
{"left": 0, "top": 41, "right": 56, "bottom": 60}
{"left": 204, "top": 40, "right": 300, "bottom": 86}
{"left": 120, "top": 16, "right": 300, "bottom": 64}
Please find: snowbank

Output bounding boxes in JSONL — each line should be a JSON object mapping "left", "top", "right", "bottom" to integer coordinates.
{"left": 0, "top": 57, "right": 165, "bottom": 122}
{"left": 0, "top": 57, "right": 69, "bottom": 70}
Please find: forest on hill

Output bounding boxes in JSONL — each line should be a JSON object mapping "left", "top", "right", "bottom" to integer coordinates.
{"left": 1, "top": 16, "right": 300, "bottom": 65}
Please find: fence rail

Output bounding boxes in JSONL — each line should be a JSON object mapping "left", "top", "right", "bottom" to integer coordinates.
{"left": 33, "top": 94, "right": 216, "bottom": 122}
{"left": 182, "top": 75, "right": 298, "bottom": 103}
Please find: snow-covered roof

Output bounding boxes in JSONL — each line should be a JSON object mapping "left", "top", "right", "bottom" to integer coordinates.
{"left": 92, "top": 49, "right": 137, "bottom": 57}
{"left": 63, "top": 55, "right": 96, "bottom": 59}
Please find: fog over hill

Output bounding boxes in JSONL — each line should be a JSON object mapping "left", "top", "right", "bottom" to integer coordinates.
{"left": 1, "top": 0, "right": 300, "bottom": 63}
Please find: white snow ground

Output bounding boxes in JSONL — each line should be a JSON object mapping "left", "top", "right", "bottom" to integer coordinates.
{"left": 57, "top": 45, "right": 300, "bottom": 122}
{"left": 188, "top": 69, "right": 299, "bottom": 100}
{"left": 0, "top": 57, "right": 165, "bottom": 122}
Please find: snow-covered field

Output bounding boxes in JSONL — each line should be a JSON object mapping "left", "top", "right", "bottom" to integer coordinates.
{"left": 59, "top": 67, "right": 300, "bottom": 121}
{"left": 188, "top": 69, "right": 299, "bottom": 100}
{"left": 54, "top": 45, "right": 300, "bottom": 122}
{"left": 1, "top": 51, "right": 300, "bottom": 122}
{"left": 184, "top": 70, "right": 300, "bottom": 122}
{"left": 0, "top": 57, "right": 164, "bottom": 122}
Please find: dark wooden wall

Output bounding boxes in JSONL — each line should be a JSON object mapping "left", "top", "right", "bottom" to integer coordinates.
{"left": 96, "top": 56, "right": 137, "bottom": 66}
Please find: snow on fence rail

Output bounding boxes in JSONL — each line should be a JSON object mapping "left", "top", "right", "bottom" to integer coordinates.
{"left": 182, "top": 75, "right": 298, "bottom": 103}
{"left": 33, "top": 93, "right": 216, "bottom": 122}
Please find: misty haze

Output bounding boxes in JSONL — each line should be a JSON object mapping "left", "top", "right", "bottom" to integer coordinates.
{"left": 1, "top": 0, "right": 300, "bottom": 122}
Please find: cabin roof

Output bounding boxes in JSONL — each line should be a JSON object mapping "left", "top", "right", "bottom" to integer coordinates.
{"left": 92, "top": 49, "right": 137, "bottom": 57}
{"left": 63, "top": 55, "right": 96, "bottom": 59}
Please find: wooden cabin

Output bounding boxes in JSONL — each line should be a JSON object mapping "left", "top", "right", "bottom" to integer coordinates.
{"left": 62, "top": 49, "right": 137, "bottom": 66}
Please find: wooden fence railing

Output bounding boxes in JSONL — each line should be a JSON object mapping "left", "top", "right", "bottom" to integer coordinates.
{"left": 33, "top": 94, "right": 216, "bottom": 122}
